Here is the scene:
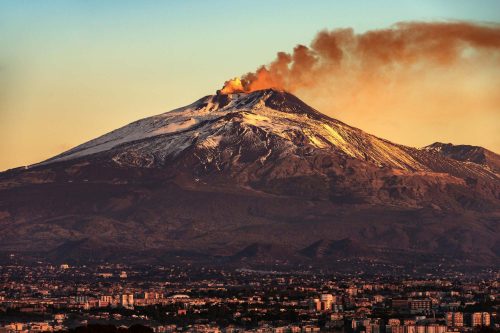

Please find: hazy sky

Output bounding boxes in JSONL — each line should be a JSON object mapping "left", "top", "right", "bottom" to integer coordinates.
{"left": 1, "top": 0, "right": 500, "bottom": 171}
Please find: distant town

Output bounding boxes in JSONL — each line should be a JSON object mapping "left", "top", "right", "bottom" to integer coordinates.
{"left": 0, "top": 258, "right": 497, "bottom": 333}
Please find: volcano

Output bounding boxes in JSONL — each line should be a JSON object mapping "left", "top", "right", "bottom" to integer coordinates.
{"left": 0, "top": 89, "right": 498, "bottom": 268}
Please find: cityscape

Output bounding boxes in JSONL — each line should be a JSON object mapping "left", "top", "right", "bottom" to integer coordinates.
{"left": 0, "top": 259, "right": 498, "bottom": 333}
{"left": 1, "top": 1, "right": 499, "bottom": 333}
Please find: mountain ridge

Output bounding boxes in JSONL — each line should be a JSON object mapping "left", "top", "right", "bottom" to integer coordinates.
{"left": 0, "top": 89, "right": 498, "bottom": 267}
{"left": 31, "top": 89, "right": 498, "bottom": 181}
{"left": 424, "top": 142, "right": 500, "bottom": 174}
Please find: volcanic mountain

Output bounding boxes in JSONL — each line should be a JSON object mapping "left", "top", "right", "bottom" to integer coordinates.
{"left": 424, "top": 142, "right": 500, "bottom": 174}
{"left": 0, "top": 89, "right": 498, "bottom": 267}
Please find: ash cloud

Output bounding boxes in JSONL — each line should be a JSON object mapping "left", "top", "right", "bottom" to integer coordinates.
{"left": 234, "top": 22, "right": 500, "bottom": 92}
{"left": 225, "top": 22, "right": 500, "bottom": 151}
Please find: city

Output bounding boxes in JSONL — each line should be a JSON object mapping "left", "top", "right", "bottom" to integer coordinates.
{"left": 0, "top": 260, "right": 497, "bottom": 333}
{"left": 1, "top": 2, "right": 499, "bottom": 333}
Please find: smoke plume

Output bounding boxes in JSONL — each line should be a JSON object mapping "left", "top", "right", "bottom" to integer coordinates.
{"left": 221, "top": 22, "right": 500, "bottom": 151}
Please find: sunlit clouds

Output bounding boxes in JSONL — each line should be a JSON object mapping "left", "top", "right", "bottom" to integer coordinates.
{"left": 1, "top": 1, "right": 500, "bottom": 171}
{"left": 220, "top": 22, "right": 500, "bottom": 152}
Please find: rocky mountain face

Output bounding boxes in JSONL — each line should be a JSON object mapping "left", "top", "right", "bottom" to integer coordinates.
{"left": 0, "top": 89, "right": 498, "bottom": 268}
{"left": 424, "top": 142, "right": 500, "bottom": 174}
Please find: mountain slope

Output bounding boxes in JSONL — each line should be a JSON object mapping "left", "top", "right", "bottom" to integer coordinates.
{"left": 424, "top": 142, "right": 500, "bottom": 174}
{"left": 40, "top": 90, "right": 497, "bottom": 180}
{"left": 0, "top": 89, "right": 498, "bottom": 267}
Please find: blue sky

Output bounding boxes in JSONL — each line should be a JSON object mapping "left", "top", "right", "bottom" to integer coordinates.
{"left": 1, "top": 0, "right": 499, "bottom": 170}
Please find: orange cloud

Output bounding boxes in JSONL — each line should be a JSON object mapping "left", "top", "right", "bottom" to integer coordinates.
{"left": 220, "top": 22, "right": 500, "bottom": 151}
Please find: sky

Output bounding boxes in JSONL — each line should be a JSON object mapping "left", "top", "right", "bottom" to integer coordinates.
{"left": 1, "top": 0, "right": 500, "bottom": 171}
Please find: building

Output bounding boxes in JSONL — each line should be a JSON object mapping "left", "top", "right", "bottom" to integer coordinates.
{"left": 120, "top": 294, "right": 134, "bottom": 309}
{"left": 404, "top": 325, "right": 415, "bottom": 333}
{"left": 388, "top": 319, "right": 401, "bottom": 326}
{"left": 352, "top": 319, "right": 371, "bottom": 332}
{"left": 392, "top": 299, "right": 409, "bottom": 309}
{"left": 408, "top": 299, "right": 431, "bottom": 313}
{"left": 385, "top": 325, "right": 403, "bottom": 333}
{"left": 310, "top": 294, "right": 336, "bottom": 312}
{"left": 320, "top": 294, "right": 335, "bottom": 311}
{"left": 367, "top": 324, "right": 381, "bottom": 333}
{"left": 415, "top": 326, "right": 425, "bottom": 333}
{"left": 445, "top": 312, "right": 463, "bottom": 327}
{"left": 99, "top": 295, "right": 113, "bottom": 307}
{"left": 471, "top": 312, "right": 490, "bottom": 327}
{"left": 310, "top": 298, "right": 321, "bottom": 312}
{"left": 425, "top": 324, "right": 446, "bottom": 333}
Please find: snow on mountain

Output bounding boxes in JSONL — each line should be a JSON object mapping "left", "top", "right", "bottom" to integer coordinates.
{"left": 37, "top": 90, "right": 432, "bottom": 172}
{"left": 2, "top": 89, "right": 499, "bottom": 265}
{"left": 39, "top": 89, "right": 498, "bottom": 186}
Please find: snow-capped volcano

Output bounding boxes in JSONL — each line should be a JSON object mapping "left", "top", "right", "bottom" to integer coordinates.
{"left": 41, "top": 89, "right": 496, "bottom": 181}
{"left": 1, "top": 89, "right": 499, "bottom": 267}
{"left": 43, "top": 89, "right": 370, "bottom": 165}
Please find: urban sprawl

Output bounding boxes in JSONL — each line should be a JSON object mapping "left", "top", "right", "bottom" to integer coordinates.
{"left": 0, "top": 261, "right": 498, "bottom": 333}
